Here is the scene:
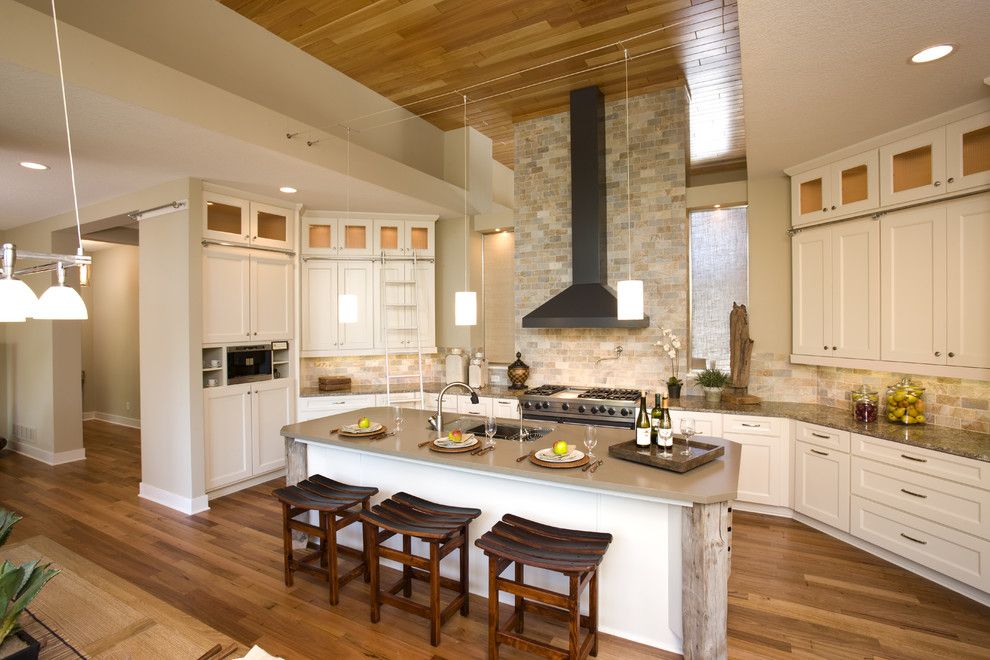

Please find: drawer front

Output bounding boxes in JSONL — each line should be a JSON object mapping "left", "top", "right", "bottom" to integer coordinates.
{"left": 852, "top": 456, "right": 990, "bottom": 539}
{"left": 375, "top": 392, "right": 422, "bottom": 406}
{"left": 492, "top": 398, "right": 519, "bottom": 419}
{"left": 851, "top": 495, "right": 990, "bottom": 592}
{"left": 668, "top": 410, "right": 723, "bottom": 438}
{"left": 723, "top": 414, "right": 788, "bottom": 438}
{"left": 299, "top": 394, "right": 375, "bottom": 412}
{"left": 457, "top": 395, "right": 493, "bottom": 417}
{"left": 795, "top": 421, "right": 850, "bottom": 453}
{"left": 423, "top": 393, "right": 457, "bottom": 413}
{"left": 852, "top": 434, "right": 990, "bottom": 491}
{"left": 795, "top": 440, "right": 850, "bottom": 532}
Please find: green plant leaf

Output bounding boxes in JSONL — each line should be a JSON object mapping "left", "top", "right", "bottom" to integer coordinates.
{"left": 9, "top": 563, "right": 58, "bottom": 621}
{"left": 0, "top": 509, "right": 22, "bottom": 548}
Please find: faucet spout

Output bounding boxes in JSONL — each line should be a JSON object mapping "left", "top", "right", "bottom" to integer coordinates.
{"left": 436, "top": 381, "right": 479, "bottom": 436}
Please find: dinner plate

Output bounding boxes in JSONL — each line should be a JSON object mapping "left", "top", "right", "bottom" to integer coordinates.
{"left": 341, "top": 422, "right": 383, "bottom": 434}
{"left": 433, "top": 434, "right": 478, "bottom": 449}
{"left": 534, "top": 447, "right": 585, "bottom": 463}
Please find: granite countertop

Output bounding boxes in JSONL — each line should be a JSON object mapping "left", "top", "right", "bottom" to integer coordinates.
{"left": 299, "top": 382, "right": 524, "bottom": 399}
{"left": 282, "top": 407, "right": 741, "bottom": 505}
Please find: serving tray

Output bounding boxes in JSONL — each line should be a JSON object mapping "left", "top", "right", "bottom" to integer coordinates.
{"left": 607, "top": 435, "right": 724, "bottom": 473}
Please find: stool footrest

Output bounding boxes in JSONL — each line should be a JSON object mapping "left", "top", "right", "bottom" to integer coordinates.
{"left": 496, "top": 576, "right": 571, "bottom": 610}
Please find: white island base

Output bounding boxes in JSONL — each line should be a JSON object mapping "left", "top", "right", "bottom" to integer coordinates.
{"left": 287, "top": 436, "right": 732, "bottom": 658}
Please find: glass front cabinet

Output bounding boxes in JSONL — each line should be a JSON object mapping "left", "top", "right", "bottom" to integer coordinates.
{"left": 301, "top": 213, "right": 373, "bottom": 256}
{"left": 203, "top": 191, "right": 294, "bottom": 250}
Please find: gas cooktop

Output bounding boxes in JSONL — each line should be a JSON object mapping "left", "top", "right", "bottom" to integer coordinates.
{"left": 519, "top": 385, "right": 642, "bottom": 427}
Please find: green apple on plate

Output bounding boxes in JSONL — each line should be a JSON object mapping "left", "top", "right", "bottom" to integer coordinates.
{"left": 552, "top": 440, "right": 569, "bottom": 455}
{"left": 448, "top": 429, "right": 463, "bottom": 443}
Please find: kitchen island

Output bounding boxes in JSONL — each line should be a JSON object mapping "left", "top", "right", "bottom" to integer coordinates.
{"left": 281, "top": 407, "right": 740, "bottom": 659}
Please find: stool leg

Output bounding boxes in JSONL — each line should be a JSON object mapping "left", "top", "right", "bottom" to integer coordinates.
{"left": 589, "top": 568, "right": 600, "bottom": 657}
{"left": 365, "top": 523, "right": 381, "bottom": 624}
{"left": 429, "top": 541, "right": 441, "bottom": 647}
{"left": 402, "top": 534, "right": 413, "bottom": 597}
{"left": 568, "top": 574, "right": 580, "bottom": 659}
{"left": 319, "top": 511, "right": 328, "bottom": 568}
{"left": 361, "top": 500, "right": 371, "bottom": 583}
{"left": 514, "top": 562, "right": 525, "bottom": 633}
{"left": 327, "top": 513, "right": 340, "bottom": 606}
{"left": 459, "top": 525, "right": 470, "bottom": 616}
{"left": 487, "top": 555, "right": 499, "bottom": 660}
{"left": 281, "top": 503, "right": 293, "bottom": 587}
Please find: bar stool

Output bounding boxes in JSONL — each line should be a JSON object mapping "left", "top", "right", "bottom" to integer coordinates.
{"left": 272, "top": 475, "right": 378, "bottom": 605}
{"left": 359, "top": 492, "right": 481, "bottom": 646}
{"left": 475, "top": 514, "right": 613, "bottom": 660}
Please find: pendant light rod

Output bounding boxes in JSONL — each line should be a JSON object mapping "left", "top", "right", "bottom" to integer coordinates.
{"left": 625, "top": 48, "right": 631, "bottom": 281}
{"left": 463, "top": 93, "right": 469, "bottom": 291}
{"left": 51, "top": 0, "right": 82, "bottom": 252}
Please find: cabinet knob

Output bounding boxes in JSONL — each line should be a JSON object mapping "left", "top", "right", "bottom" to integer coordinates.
{"left": 244, "top": 235, "right": 250, "bottom": 239}
{"left": 933, "top": 181, "right": 941, "bottom": 187}
{"left": 832, "top": 346, "right": 837, "bottom": 350}
{"left": 830, "top": 205, "right": 836, "bottom": 210}
{"left": 823, "top": 345, "right": 828, "bottom": 350}
{"left": 947, "top": 177, "right": 955, "bottom": 183}
{"left": 822, "top": 207, "right": 827, "bottom": 213}
{"left": 948, "top": 351, "right": 955, "bottom": 358}
{"left": 934, "top": 351, "right": 941, "bottom": 357}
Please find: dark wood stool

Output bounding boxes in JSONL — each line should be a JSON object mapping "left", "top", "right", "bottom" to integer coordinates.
{"left": 359, "top": 492, "right": 481, "bottom": 646}
{"left": 273, "top": 475, "right": 378, "bottom": 605}
{"left": 475, "top": 514, "right": 613, "bottom": 660}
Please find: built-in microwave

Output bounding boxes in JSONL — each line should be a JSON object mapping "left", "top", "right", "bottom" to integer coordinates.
{"left": 226, "top": 345, "right": 273, "bottom": 384}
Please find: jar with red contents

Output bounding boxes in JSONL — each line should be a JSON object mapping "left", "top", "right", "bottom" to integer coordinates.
{"left": 850, "top": 385, "right": 879, "bottom": 423}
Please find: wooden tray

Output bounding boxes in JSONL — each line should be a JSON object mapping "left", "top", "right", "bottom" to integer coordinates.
{"left": 339, "top": 424, "right": 387, "bottom": 439}
{"left": 607, "top": 436, "right": 724, "bottom": 473}
{"left": 319, "top": 376, "right": 352, "bottom": 391}
{"left": 528, "top": 451, "right": 591, "bottom": 469}
{"left": 429, "top": 438, "right": 480, "bottom": 453}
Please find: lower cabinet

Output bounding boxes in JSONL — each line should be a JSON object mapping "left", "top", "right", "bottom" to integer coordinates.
{"left": 491, "top": 397, "right": 520, "bottom": 419}
{"left": 722, "top": 415, "right": 791, "bottom": 507}
{"left": 668, "top": 410, "right": 723, "bottom": 438}
{"left": 457, "top": 395, "right": 493, "bottom": 417}
{"left": 794, "top": 439, "right": 850, "bottom": 532}
{"left": 204, "top": 379, "right": 294, "bottom": 491}
{"left": 296, "top": 394, "right": 375, "bottom": 422}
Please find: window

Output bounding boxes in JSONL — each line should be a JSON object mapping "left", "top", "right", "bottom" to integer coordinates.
{"left": 689, "top": 206, "right": 748, "bottom": 371}
{"left": 482, "top": 231, "right": 515, "bottom": 363}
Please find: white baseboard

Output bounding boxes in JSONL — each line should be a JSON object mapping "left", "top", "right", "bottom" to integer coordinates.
{"left": 8, "top": 440, "right": 86, "bottom": 466}
{"left": 82, "top": 411, "right": 96, "bottom": 421}
{"left": 139, "top": 482, "right": 210, "bottom": 515}
{"left": 85, "top": 412, "right": 141, "bottom": 429}
{"left": 206, "top": 468, "right": 286, "bottom": 500}
{"left": 732, "top": 501, "right": 794, "bottom": 518}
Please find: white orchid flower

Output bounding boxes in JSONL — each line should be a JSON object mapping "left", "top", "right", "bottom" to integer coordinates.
{"left": 667, "top": 350, "right": 676, "bottom": 358}
{"left": 672, "top": 339, "right": 681, "bottom": 349}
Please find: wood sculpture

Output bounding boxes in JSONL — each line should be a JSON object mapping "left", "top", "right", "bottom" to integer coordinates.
{"left": 723, "top": 302, "right": 761, "bottom": 405}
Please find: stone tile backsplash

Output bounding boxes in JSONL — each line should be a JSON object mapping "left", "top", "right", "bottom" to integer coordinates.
{"left": 301, "top": 354, "right": 442, "bottom": 389}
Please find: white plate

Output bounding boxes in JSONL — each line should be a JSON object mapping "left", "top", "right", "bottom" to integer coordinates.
{"left": 535, "top": 446, "right": 584, "bottom": 463}
{"left": 342, "top": 422, "right": 383, "bottom": 434}
{"left": 434, "top": 434, "right": 478, "bottom": 449}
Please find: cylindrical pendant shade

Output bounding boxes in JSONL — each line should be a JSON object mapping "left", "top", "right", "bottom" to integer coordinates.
{"left": 616, "top": 279, "right": 644, "bottom": 320}
{"left": 33, "top": 284, "right": 88, "bottom": 320}
{"left": 454, "top": 290, "right": 477, "bottom": 326}
{"left": 0, "top": 278, "right": 38, "bottom": 322}
{"left": 338, "top": 293, "right": 358, "bottom": 324}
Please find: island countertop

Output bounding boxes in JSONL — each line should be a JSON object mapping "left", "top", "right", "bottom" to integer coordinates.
{"left": 281, "top": 407, "right": 741, "bottom": 505}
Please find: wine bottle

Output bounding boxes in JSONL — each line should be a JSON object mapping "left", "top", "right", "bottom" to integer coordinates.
{"left": 650, "top": 393, "right": 662, "bottom": 445}
{"left": 659, "top": 395, "right": 674, "bottom": 452}
{"left": 636, "top": 393, "right": 651, "bottom": 448}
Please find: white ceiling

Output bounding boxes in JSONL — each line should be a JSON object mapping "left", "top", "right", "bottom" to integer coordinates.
{"left": 0, "top": 61, "right": 441, "bottom": 230}
{"left": 738, "top": 0, "right": 990, "bottom": 178}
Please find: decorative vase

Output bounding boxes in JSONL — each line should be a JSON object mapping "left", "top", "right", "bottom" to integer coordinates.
{"left": 703, "top": 386, "right": 723, "bottom": 403}
{"left": 667, "top": 383, "right": 682, "bottom": 399}
{"left": 0, "top": 630, "right": 40, "bottom": 660}
{"left": 507, "top": 352, "right": 530, "bottom": 391}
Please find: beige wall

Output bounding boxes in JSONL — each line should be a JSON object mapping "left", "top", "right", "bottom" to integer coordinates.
{"left": 81, "top": 245, "right": 140, "bottom": 420}
{"left": 746, "top": 175, "right": 793, "bottom": 356}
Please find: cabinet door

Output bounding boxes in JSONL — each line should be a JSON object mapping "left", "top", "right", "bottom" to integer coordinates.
{"left": 249, "top": 203, "right": 294, "bottom": 250}
{"left": 338, "top": 218, "right": 374, "bottom": 256}
{"left": 794, "top": 440, "right": 850, "bottom": 532}
{"left": 204, "top": 384, "right": 253, "bottom": 490}
{"left": 410, "top": 261, "right": 436, "bottom": 349}
{"left": 203, "top": 192, "right": 250, "bottom": 244}
{"left": 338, "top": 261, "right": 375, "bottom": 349}
{"left": 456, "top": 395, "right": 493, "bottom": 417}
{"left": 831, "top": 219, "right": 880, "bottom": 358}
{"left": 668, "top": 410, "right": 723, "bottom": 438}
{"left": 203, "top": 248, "right": 251, "bottom": 343}
{"left": 880, "top": 206, "right": 947, "bottom": 364}
{"left": 791, "top": 227, "right": 831, "bottom": 356}
{"left": 946, "top": 111, "right": 990, "bottom": 193}
{"left": 945, "top": 194, "right": 990, "bottom": 368}
{"left": 492, "top": 398, "right": 520, "bottom": 419}
{"left": 301, "top": 261, "right": 337, "bottom": 351}
{"left": 374, "top": 260, "right": 411, "bottom": 348}
{"left": 405, "top": 220, "right": 435, "bottom": 257}
{"left": 252, "top": 379, "right": 293, "bottom": 474}
{"left": 724, "top": 434, "right": 785, "bottom": 506}
{"left": 790, "top": 166, "right": 831, "bottom": 226}
{"left": 373, "top": 219, "right": 405, "bottom": 255}
{"left": 301, "top": 215, "right": 336, "bottom": 255}
{"left": 880, "top": 128, "right": 946, "bottom": 206}
{"left": 830, "top": 150, "right": 879, "bottom": 217}
{"left": 250, "top": 253, "right": 293, "bottom": 341}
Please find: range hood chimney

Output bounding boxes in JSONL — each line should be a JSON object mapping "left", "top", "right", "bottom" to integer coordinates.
{"left": 522, "top": 86, "right": 649, "bottom": 328}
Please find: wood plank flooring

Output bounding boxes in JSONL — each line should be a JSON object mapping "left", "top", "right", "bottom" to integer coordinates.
{"left": 1, "top": 420, "right": 988, "bottom": 659}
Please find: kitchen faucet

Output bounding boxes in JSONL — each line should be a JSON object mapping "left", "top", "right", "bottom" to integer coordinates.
{"left": 432, "top": 382, "right": 479, "bottom": 436}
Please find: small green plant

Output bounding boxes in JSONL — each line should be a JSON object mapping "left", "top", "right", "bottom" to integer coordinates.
{"left": 0, "top": 508, "right": 59, "bottom": 649}
{"left": 694, "top": 367, "right": 730, "bottom": 389}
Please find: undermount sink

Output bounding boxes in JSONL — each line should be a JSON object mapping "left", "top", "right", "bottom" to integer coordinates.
{"left": 461, "top": 423, "right": 551, "bottom": 442}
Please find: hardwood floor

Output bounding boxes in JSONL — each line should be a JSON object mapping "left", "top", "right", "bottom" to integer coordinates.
{"left": 1, "top": 420, "right": 988, "bottom": 659}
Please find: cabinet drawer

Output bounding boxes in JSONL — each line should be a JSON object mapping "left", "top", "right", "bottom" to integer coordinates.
{"left": 457, "top": 395, "right": 493, "bottom": 416}
{"left": 852, "top": 456, "right": 990, "bottom": 539}
{"left": 299, "top": 394, "right": 375, "bottom": 412}
{"left": 795, "top": 421, "right": 850, "bottom": 453}
{"left": 851, "top": 495, "right": 990, "bottom": 592}
{"left": 375, "top": 392, "right": 422, "bottom": 406}
{"left": 723, "top": 415, "right": 788, "bottom": 438}
{"left": 852, "top": 434, "right": 990, "bottom": 491}
{"left": 492, "top": 398, "right": 519, "bottom": 419}
{"left": 668, "top": 410, "right": 723, "bottom": 438}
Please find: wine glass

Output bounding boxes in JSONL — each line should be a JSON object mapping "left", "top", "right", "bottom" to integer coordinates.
{"left": 392, "top": 406, "right": 403, "bottom": 433}
{"left": 658, "top": 425, "right": 674, "bottom": 458}
{"left": 583, "top": 426, "right": 598, "bottom": 458}
{"left": 484, "top": 416, "right": 497, "bottom": 448}
{"left": 680, "top": 418, "right": 695, "bottom": 456}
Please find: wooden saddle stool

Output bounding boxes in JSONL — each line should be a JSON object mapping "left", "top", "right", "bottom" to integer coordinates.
{"left": 359, "top": 492, "right": 481, "bottom": 646}
{"left": 272, "top": 474, "right": 378, "bottom": 605}
{"left": 475, "top": 514, "right": 613, "bottom": 660}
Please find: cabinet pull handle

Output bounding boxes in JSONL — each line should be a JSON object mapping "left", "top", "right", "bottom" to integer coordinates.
{"left": 933, "top": 181, "right": 941, "bottom": 187}
{"left": 811, "top": 432, "right": 830, "bottom": 439}
{"left": 948, "top": 352, "right": 955, "bottom": 358}
{"left": 830, "top": 205, "right": 836, "bottom": 210}
{"left": 741, "top": 423, "right": 761, "bottom": 428}
{"left": 900, "top": 488, "right": 927, "bottom": 499}
{"left": 900, "top": 454, "right": 927, "bottom": 463}
{"left": 832, "top": 346, "right": 837, "bottom": 350}
{"left": 823, "top": 345, "right": 828, "bottom": 350}
{"left": 934, "top": 351, "right": 941, "bottom": 357}
{"left": 810, "top": 448, "right": 829, "bottom": 456}
{"left": 947, "top": 177, "right": 955, "bottom": 183}
{"left": 900, "top": 532, "right": 927, "bottom": 545}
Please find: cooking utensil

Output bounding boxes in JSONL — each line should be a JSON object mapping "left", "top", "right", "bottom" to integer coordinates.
{"left": 515, "top": 454, "right": 529, "bottom": 462}
{"left": 417, "top": 439, "right": 434, "bottom": 448}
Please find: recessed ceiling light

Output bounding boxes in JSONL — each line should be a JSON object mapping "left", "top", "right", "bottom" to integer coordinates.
{"left": 19, "top": 161, "right": 49, "bottom": 170}
{"left": 279, "top": 186, "right": 297, "bottom": 194}
{"left": 713, "top": 204, "right": 721, "bottom": 208}
{"left": 910, "top": 44, "right": 954, "bottom": 64}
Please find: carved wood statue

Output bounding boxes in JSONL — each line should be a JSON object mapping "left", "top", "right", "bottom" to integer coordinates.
{"left": 724, "top": 302, "right": 760, "bottom": 405}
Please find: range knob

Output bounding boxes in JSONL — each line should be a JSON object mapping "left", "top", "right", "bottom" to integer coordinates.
{"left": 590, "top": 406, "right": 599, "bottom": 414}
{"left": 619, "top": 408, "right": 629, "bottom": 416}
{"left": 607, "top": 407, "right": 616, "bottom": 416}
{"left": 577, "top": 405, "right": 586, "bottom": 413}
{"left": 541, "top": 401, "right": 550, "bottom": 410}
{"left": 523, "top": 401, "right": 532, "bottom": 409}
{"left": 561, "top": 403, "right": 569, "bottom": 411}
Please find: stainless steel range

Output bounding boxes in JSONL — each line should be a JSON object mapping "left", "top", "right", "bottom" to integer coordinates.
{"left": 520, "top": 385, "right": 641, "bottom": 429}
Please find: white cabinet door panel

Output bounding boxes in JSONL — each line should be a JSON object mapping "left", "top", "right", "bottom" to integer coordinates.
{"left": 203, "top": 248, "right": 251, "bottom": 343}
{"left": 301, "top": 261, "right": 336, "bottom": 351}
{"left": 249, "top": 202, "right": 294, "bottom": 250}
{"left": 668, "top": 410, "right": 723, "bottom": 438}
{"left": 794, "top": 440, "right": 850, "bottom": 532}
{"left": 946, "top": 111, "right": 990, "bottom": 193}
{"left": 250, "top": 253, "right": 293, "bottom": 341}
{"left": 410, "top": 261, "right": 436, "bottom": 349}
{"left": 792, "top": 228, "right": 831, "bottom": 356}
{"left": 831, "top": 219, "right": 880, "bottom": 359}
{"left": 879, "top": 128, "right": 946, "bottom": 206}
{"left": 252, "top": 379, "right": 293, "bottom": 474}
{"left": 204, "top": 384, "right": 252, "bottom": 490}
{"left": 790, "top": 166, "right": 831, "bottom": 226}
{"left": 945, "top": 194, "right": 990, "bottom": 368}
{"left": 338, "top": 261, "right": 375, "bottom": 349}
{"left": 830, "top": 150, "right": 879, "bottom": 217}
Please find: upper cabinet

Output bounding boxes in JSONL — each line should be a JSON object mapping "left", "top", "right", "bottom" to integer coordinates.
{"left": 374, "top": 218, "right": 436, "bottom": 257}
{"left": 203, "top": 246, "right": 293, "bottom": 344}
{"left": 791, "top": 151, "right": 879, "bottom": 227}
{"left": 301, "top": 213, "right": 374, "bottom": 256}
{"left": 879, "top": 128, "right": 946, "bottom": 206}
{"left": 946, "top": 111, "right": 990, "bottom": 193}
{"left": 204, "top": 191, "right": 295, "bottom": 251}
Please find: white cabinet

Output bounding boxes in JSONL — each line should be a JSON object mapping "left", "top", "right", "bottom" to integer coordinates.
{"left": 297, "top": 394, "right": 376, "bottom": 422}
{"left": 794, "top": 438, "right": 850, "bottom": 532}
{"left": 668, "top": 410, "right": 723, "bottom": 438}
{"left": 790, "top": 165, "right": 831, "bottom": 226}
{"left": 203, "top": 247, "right": 293, "bottom": 343}
{"left": 203, "top": 192, "right": 293, "bottom": 250}
{"left": 792, "top": 227, "right": 831, "bottom": 356}
{"left": 721, "top": 415, "right": 790, "bottom": 507}
{"left": 374, "top": 261, "right": 436, "bottom": 352}
{"left": 945, "top": 195, "right": 990, "bottom": 368}
{"left": 250, "top": 202, "right": 295, "bottom": 250}
{"left": 373, "top": 218, "right": 436, "bottom": 257}
{"left": 946, "top": 111, "right": 990, "bottom": 193}
{"left": 301, "top": 213, "right": 374, "bottom": 256}
{"left": 205, "top": 379, "right": 293, "bottom": 491}
{"left": 301, "top": 260, "right": 375, "bottom": 353}
{"left": 880, "top": 128, "right": 946, "bottom": 206}
{"left": 791, "top": 151, "right": 879, "bottom": 227}
{"left": 457, "top": 395, "right": 493, "bottom": 417}
{"left": 492, "top": 397, "right": 520, "bottom": 419}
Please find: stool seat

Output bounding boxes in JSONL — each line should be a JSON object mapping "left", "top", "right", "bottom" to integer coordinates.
{"left": 362, "top": 492, "right": 481, "bottom": 540}
{"left": 475, "top": 517, "right": 611, "bottom": 573}
{"left": 273, "top": 475, "right": 377, "bottom": 512}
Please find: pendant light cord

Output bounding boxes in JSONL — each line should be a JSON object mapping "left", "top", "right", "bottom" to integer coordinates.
{"left": 463, "top": 94, "right": 469, "bottom": 291}
{"left": 624, "top": 49, "right": 632, "bottom": 280}
{"left": 51, "top": 0, "right": 82, "bottom": 251}
{"left": 345, "top": 127, "right": 351, "bottom": 216}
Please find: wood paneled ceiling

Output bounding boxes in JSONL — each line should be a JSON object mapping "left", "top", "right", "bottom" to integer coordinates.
{"left": 220, "top": 0, "right": 744, "bottom": 173}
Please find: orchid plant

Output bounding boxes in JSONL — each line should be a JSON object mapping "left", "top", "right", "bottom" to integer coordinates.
{"left": 656, "top": 328, "right": 682, "bottom": 386}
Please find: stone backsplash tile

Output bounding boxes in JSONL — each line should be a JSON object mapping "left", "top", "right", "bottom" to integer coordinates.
{"left": 300, "top": 355, "right": 442, "bottom": 389}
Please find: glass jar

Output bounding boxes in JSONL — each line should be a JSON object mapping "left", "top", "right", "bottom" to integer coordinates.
{"left": 884, "top": 377, "right": 926, "bottom": 425}
{"left": 850, "top": 385, "right": 879, "bottom": 423}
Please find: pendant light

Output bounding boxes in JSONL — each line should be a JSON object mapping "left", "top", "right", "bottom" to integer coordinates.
{"left": 454, "top": 94, "right": 477, "bottom": 326}
{"left": 0, "top": 244, "right": 39, "bottom": 322}
{"left": 616, "top": 49, "right": 644, "bottom": 321}
{"left": 338, "top": 127, "right": 358, "bottom": 324}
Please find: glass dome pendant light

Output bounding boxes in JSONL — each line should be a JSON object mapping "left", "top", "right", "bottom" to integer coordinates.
{"left": 0, "top": 244, "right": 39, "bottom": 322}
{"left": 616, "top": 49, "right": 644, "bottom": 321}
{"left": 454, "top": 94, "right": 477, "bottom": 326}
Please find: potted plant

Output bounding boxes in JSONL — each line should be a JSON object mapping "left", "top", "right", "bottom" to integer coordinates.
{"left": 656, "top": 328, "right": 683, "bottom": 398}
{"left": 694, "top": 367, "right": 731, "bottom": 403}
{"left": 0, "top": 509, "right": 59, "bottom": 660}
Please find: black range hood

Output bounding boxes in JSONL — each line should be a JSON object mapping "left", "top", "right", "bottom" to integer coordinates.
{"left": 522, "top": 86, "right": 649, "bottom": 329}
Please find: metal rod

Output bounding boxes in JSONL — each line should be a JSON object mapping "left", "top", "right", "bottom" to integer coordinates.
{"left": 15, "top": 249, "right": 92, "bottom": 265}
{"left": 302, "top": 255, "right": 434, "bottom": 264}
{"left": 128, "top": 200, "right": 188, "bottom": 220}
{"left": 201, "top": 239, "right": 295, "bottom": 256}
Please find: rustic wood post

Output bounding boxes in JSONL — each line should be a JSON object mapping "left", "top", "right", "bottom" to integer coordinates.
{"left": 681, "top": 501, "right": 731, "bottom": 660}
{"left": 285, "top": 436, "right": 309, "bottom": 547}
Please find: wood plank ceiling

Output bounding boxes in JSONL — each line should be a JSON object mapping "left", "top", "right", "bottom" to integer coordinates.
{"left": 220, "top": 0, "right": 744, "bottom": 173}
